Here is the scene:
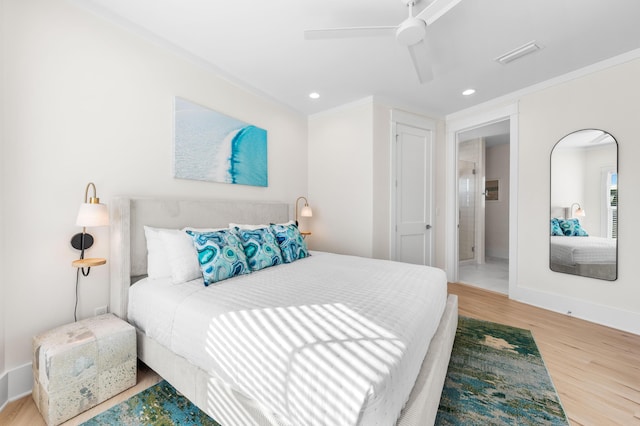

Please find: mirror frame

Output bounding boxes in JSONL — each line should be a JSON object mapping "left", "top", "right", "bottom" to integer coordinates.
{"left": 549, "top": 129, "right": 618, "bottom": 281}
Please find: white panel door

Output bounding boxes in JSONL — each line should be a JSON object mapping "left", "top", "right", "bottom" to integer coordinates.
{"left": 395, "top": 124, "right": 433, "bottom": 266}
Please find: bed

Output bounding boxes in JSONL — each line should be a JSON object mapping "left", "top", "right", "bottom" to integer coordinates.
{"left": 549, "top": 235, "right": 617, "bottom": 280}
{"left": 109, "top": 197, "right": 458, "bottom": 425}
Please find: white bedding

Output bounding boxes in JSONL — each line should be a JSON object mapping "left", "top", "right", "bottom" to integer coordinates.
{"left": 128, "top": 251, "right": 447, "bottom": 426}
{"left": 550, "top": 236, "right": 616, "bottom": 266}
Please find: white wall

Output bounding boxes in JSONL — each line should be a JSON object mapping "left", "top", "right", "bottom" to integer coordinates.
{"left": 583, "top": 145, "right": 616, "bottom": 237}
{"left": 551, "top": 148, "right": 586, "bottom": 214}
{"left": 1, "top": 0, "right": 307, "bottom": 393}
{"left": 372, "top": 103, "right": 391, "bottom": 260}
{"left": 0, "top": 0, "right": 7, "bottom": 407}
{"left": 308, "top": 99, "right": 447, "bottom": 268}
{"left": 308, "top": 99, "right": 374, "bottom": 257}
{"left": 516, "top": 58, "right": 640, "bottom": 332}
{"left": 485, "top": 143, "right": 510, "bottom": 259}
{"left": 433, "top": 120, "right": 447, "bottom": 269}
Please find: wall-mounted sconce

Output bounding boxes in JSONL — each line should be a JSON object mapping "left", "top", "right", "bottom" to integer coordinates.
{"left": 295, "top": 196, "right": 313, "bottom": 237}
{"left": 565, "top": 202, "right": 585, "bottom": 219}
{"left": 71, "top": 182, "right": 109, "bottom": 276}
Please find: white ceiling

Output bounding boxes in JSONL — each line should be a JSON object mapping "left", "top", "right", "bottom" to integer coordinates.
{"left": 78, "top": 0, "right": 640, "bottom": 116}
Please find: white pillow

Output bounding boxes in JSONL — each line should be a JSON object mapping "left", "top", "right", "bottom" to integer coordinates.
{"left": 160, "top": 229, "right": 203, "bottom": 284}
{"left": 143, "top": 226, "right": 172, "bottom": 279}
{"left": 145, "top": 226, "right": 229, "bottom": 284}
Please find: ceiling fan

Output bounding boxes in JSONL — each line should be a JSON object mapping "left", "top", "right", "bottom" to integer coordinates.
{"left": 304, "top": 0, "right": 462, "bottom": 83}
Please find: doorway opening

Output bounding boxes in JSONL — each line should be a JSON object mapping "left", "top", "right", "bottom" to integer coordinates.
{"left": 457, "top": 120, "right": 510, "bottom": 294}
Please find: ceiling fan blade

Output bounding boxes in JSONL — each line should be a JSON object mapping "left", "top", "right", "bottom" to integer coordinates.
{"left": 407, "top": 39, "right": 434, "bottom": 84}
{"left": 304, "top": 26, "right": 396, "bottom": 40}
{"left": 416, "top": 0, "right": 462, "bottom": 25}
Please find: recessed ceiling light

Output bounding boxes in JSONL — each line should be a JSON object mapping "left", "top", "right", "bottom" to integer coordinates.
{"left": 309, "top": 92, "right": 320, "bottom": 99}
{"left": 462, "top": 89, "right": 476, "bottom": 96}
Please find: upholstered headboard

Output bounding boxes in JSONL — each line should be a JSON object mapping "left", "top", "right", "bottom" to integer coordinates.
{"left": 109, "top": 198, "right": 289, "bottom": 320}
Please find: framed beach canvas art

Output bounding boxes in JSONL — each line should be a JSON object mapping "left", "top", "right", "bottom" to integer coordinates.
{"left": 173, "top": 97, "right": 268, "bottom": 187}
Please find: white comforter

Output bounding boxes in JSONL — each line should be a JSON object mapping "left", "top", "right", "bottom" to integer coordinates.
{"left": 550, "top": 236, "right": 616, "bottom": 265}
{"left": 128, "top": 251, "right": 447, "bottom": 426}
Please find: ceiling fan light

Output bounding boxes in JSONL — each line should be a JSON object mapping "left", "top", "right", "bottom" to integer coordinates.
{"left": 395, "top": 17, "right": 426, "bottom": 46}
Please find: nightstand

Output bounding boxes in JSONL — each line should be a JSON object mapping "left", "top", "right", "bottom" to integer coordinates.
{"left": 32, "top": 314, "right": 136, "bottom": 425}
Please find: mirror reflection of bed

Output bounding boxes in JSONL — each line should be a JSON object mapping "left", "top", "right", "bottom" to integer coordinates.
{"left": 550, "top": 129, "right": 618, "bottom": 281}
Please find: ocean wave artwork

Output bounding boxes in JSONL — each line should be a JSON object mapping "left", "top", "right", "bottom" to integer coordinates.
{"left": 174, "top": 97, "right": 268, "bottom": 187}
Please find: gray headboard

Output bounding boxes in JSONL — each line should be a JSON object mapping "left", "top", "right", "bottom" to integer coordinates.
{"left": 109, "top": 197, "right": 289, "bottom": 320}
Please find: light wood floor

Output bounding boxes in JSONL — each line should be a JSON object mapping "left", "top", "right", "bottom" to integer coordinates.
{"left": 1, "top": 283, "right": 639, "bottom": 425}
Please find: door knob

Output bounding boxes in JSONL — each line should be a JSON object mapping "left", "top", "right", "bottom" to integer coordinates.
{"left": 426, "top": 224, "right": 432, "bottom": 229}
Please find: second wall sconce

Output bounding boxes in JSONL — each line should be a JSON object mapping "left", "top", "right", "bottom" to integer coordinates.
{"left": 565, "top": 202, "right": 585, "bottom": 219}
{"left": 71, "top": 182, "right": 109, "bottom": 276}
{"left": 295, "top": 196, "right": 313, "bottom": 237}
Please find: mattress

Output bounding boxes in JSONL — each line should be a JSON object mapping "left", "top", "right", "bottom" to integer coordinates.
{"left": 550, "top": 236, "right": 616, "bottom": 265}
{"left": 128, "top": 251, "right": 447, "bottom": 426}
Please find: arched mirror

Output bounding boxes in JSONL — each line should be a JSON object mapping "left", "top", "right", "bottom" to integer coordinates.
{"left": 550, "top": 129, "right": 618, "bottom": 281}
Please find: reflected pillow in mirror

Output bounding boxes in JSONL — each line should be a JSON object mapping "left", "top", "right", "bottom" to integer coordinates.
{"left": 558, "top": 218, "right": 589, "bottom": 237}
{"left": 550, "top": 218, "right": 564, "bottom": 236}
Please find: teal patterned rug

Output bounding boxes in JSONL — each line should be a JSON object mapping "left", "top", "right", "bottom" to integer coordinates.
{"left": 81, "top": 380, "right": 220, "bottom": 426}
{"left": 82, "top": 317, "right": 568, "bottom": 425}
{"left": 435, "top": 316, "right": 568, "bottom": 425}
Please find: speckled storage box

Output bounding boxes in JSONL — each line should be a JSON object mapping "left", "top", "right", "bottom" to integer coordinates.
{"left": 32, "top": 313, "right": 136, "bottom": 425}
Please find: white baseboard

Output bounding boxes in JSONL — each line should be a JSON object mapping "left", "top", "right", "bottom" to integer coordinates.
{"left": 0, "top": 370, "right": 7, "bottom": 413}
{"left": 511, "top": 286, "right": 640, "bottom": 335}
{"left": 0, "top": 362, "right": 33, "bottom": 414}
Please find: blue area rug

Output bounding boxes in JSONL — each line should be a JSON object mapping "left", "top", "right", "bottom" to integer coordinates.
{"left": 81, "top": 380, "right": 219, "bottom": 426}
{"left": 435, "top": 316, "right": 569, "bottom": 425}
{"left": 82, "top": 317, "right": 568, "bottom": 425}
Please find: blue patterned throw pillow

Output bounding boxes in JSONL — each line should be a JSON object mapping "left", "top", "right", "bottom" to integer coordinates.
{"left": 550, "top": 218, "right": 563, "bottom": 236}
{"left": 558, "top": 218, "right": 589, "bottom": 237}
{"left": 270, "top": 222, "right": 309, "bottom": 263}
{"left": 186, "top": 229, "right": 250, "bottom": 286}
{"left": 233, "top": 227, "right": 284, "bottom": 271}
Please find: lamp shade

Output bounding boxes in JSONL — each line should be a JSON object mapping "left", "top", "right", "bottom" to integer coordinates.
{"left": 300, "top": 205, "right": 313, "bottom": 217}
{"left": 76, "top": 202, "right": 109, "bottom": 227}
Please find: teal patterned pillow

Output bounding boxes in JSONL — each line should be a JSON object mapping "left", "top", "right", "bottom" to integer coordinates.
{"left": 558, "top": 218, "right": 589, "bottom": 237}
{"left": 186, "top": 229, "right": 250, "bottom": 286}
{"left": 550, "top": 218, "right": 563, "bottom": 236}
{"left": 270, "top": 222, "right": 309, "bottom": 263}
{"left": 234, "top": 227, "right": 284, "bottom": 271}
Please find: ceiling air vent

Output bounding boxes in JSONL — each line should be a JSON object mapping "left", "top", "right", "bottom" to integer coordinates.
{"left": 495, "top": 41, "right": 540, "bottom": 64}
